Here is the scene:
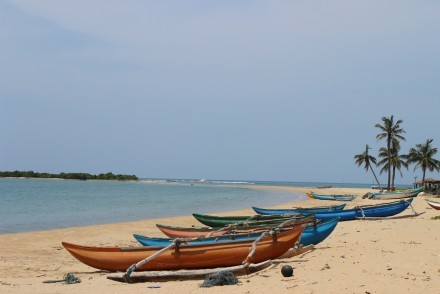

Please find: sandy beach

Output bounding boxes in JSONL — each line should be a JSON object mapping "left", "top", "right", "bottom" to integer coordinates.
{"left": 0, "top": 186, "right": 439, "bottom": 293}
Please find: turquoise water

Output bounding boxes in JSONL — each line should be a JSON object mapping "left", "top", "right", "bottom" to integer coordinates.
{"left": 0, "top": 178, "right": 305, "bottom": 234}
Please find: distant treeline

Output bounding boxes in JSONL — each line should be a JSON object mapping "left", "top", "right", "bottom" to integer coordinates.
{"left": 0, "top": 171, "right": 138, "bottom": 181}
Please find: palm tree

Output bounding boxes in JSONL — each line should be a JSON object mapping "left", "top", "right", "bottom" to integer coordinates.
{"left": 377, "top": 141, "right": 408, "bottom": 190}
{"left": 406, "top": 139, "right": 440, "bottom": 183}
{"left": 354, "top": 144, "right": 382, "bottom": 190}
{"left": 377, "top": 146, "right": 390, "bottom": 179}
{"left": 375, "top": 115, "right": 406, "bottom": 190}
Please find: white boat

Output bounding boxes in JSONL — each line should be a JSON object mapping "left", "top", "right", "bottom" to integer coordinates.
{"left": 368, "top": 187, "right": 423, "bottom": 200}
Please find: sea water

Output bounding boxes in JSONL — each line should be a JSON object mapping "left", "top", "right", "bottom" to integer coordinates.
{"left": 0, "top": 178, "right": 305, "bottom": 234}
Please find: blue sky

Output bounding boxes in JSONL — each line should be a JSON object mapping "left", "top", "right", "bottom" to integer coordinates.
{"left": 1, "top": 1, "right": 439, "bottom": 184}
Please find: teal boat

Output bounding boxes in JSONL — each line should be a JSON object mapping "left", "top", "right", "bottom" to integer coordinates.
{"left": 252, "top": 204, "right": 346, "bottom": 215}
{"left": 307, "top": 192, "right": 357, "bottom": 201}
{"left": 135, "top": 217, "right": 340, "bottom": 247}
{"left": 367, "top": 187, "right": 423, "bottom": 200}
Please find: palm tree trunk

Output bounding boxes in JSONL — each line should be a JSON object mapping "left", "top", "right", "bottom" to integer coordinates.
{"left": 392, "top": 165, "right": 396, "bottom": 191}
{"left": 370, "top": 167, "right": 383, "bottom": 190}
{"left": 387, "top": 137, "right": 391, "bottom": 190}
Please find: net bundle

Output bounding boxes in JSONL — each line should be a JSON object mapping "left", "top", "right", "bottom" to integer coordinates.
{"left": 200, "top": 271, "right": 238, "bottom": 287}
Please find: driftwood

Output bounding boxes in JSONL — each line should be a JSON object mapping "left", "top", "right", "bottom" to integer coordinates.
{"left": 107, "top": 260, "right": 272, "bottom": 283}
{"left": 277, "top": 244, "right": 314, "bottom": 259}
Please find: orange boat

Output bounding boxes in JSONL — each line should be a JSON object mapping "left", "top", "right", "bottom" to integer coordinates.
{"left": 62, "top": 226, "right": 304, "bottom": 272}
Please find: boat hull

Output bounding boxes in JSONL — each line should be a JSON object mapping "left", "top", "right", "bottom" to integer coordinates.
{"left": 308, "top": 192, "right": 357, "bottom": 201}
{"left": 62, "top": 226, "right": 304, "bottom": 272}
{"left": 142, "top": 218, "right": 339, "bottom": 247}
{"left": 193, "top": 199, "right": 413, "bottom": 225}
{"left": 252, "top": 204, "right": 346, "bottom": 215}
{"left": 426, "top": 199, "right": 440, "bottom": 210}
{"left": 192, "top": 213, "right": 309, "bottom": 227}
{"left": 368, "top": 188, "right": 423, "bottom": 200}
{"left": 314, "top": 199, "right": 414, "bottom": 221}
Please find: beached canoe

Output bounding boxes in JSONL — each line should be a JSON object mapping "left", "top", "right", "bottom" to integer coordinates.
{"left": 192, "top": 213, "right": 310, "bottom": 227}
{"left": 252, "top": 204, "right": 346, "bottom": 215}
{"left": 194, "top": 199, "right": 414, "bottom": 224}
{"left": 426, "top": 199, "right": 440, "bottom": 210}
{"left": 139, "top": 218, "right": 339, "bottom": 247}
{"left": 155, "top": 218, "right": 311, "bottom": 239}
{"left": 62, "top": 226, "right": 304, "bottom": 272}
{"left": 313, "top": 198, "right": 414, "bottom": 221}
{"left": 306, "top": 192, "right": 357, "bottom": 201}
{"left": 367, "top": 187, "right": 423, "bottom": 200}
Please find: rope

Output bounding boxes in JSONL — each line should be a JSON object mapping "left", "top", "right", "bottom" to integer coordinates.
{"left": 205, "top": 224, "right": 235, "bottom": 238}
{"left": 359, "top": 207, "right": 365, "bottom": 219}
{"left": 276, "top": 218, "right": 302, "bottom": 228}
{"left": 123, "top": 239, "right": 180, "bottom": 282}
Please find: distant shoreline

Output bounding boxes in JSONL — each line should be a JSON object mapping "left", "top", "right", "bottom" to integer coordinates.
{"left": 0, "top": 171, "right": 138, "bottom": 181}
{"left": 1, "top": 177, "right": 138, "bottom": 182}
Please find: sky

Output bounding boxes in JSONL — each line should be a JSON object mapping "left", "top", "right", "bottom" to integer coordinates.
{"left": 1, "top": 1, "right": 439, "bottom": 184}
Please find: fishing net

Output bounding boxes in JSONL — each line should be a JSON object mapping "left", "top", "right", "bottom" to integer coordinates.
{"left": 63, "top": 273, "right": 81, "bottom": 284}
{"left": 42, "top": 273, "right": 81, "bottom": 284}
{"left": 200, "top": 271, "right": 238, "bottom": 287}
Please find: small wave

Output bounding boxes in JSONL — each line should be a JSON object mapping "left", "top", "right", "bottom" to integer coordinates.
{"left": 210, "top": 181, "right": 254, "bottom": 185}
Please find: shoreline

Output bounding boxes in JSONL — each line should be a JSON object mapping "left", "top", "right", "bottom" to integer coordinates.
{"left": 0, "top": 186, "right": 439, "bottom": 293}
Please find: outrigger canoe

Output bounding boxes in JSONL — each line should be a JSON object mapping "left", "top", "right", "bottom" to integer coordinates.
{"left": 307, "top": 192, "right": 357, "bottom": 201}
{"left": 139, "top": 218, "right": 339, "bottom": 247}
{"left": 312, "top": 198, "right": 414, "bottom": 221}
{"left": 367, "top": 187, "right": 423, "bottom": 200}
{"left": 195, "top": 199, "right": 414, "bottom": 224}
{"left": 62, "top": 226, "right": 304, "bottom": 272}
{"left": 252, "top": 204, "right": 346, "bottom": 215}
{"left": 426, "top": 199, "right": 440, "bottom": 210}
{"left": 192, "top": 213, "right": 310, "bottom": 227}
{"left": 156, "top": 216, "right": 315, "bottom": 239}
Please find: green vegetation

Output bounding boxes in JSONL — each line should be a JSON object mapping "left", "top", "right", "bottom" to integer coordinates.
{"left": 375, "top": 115, "right": 406, "bottom": 190}
{"left": 377, "top": 144, "right": 408, "bottom": 190}
{"left": 355, "top": 115, "right": 440, "bottom": 191}
{"left": 405, "top": 139, "right": 440, "bottom": 183}
{"left": 0, "top": 171, "right": 138, "bottom": 181}
{"left": 354, "top": 144, "right": 382, "bottom": 190}
{"left": 431, "top": 215, "right": 440, "bottom": 220}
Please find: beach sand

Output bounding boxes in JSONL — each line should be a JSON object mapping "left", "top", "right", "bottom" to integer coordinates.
{"left": 0, "top": 186, "right": 439, "bottom": 293}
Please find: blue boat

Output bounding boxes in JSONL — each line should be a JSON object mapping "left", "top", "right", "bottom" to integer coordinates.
{"left": 313, "top": 198, "right": 414, "bottom": 221}
{"left": 134, "top": 218, "right": 340, "bottom": 247}
{"left": 252, "top": 204, "right": 346, "bottom": 215}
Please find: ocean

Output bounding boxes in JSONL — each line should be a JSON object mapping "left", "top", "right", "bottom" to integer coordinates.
{"left": 0, "top": 178, "right": 410, "bottom": 234}
{"left": 0, "top": 178, "right": 302, "bottom": 234}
